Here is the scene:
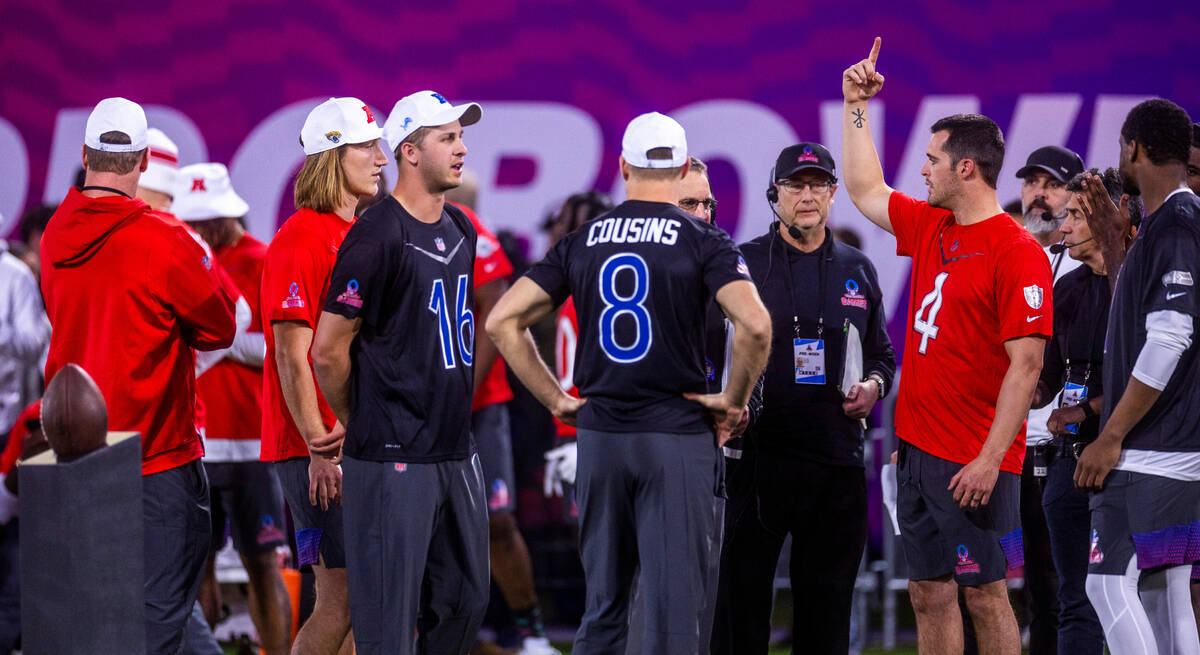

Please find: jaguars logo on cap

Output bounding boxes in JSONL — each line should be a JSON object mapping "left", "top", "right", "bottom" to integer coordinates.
{"left": 325, "top": 130, "right": 342, "bottom": 144}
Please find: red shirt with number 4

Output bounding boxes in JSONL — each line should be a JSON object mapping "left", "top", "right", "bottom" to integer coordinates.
{"left": 890, "top": 191, "right": 1052, "bottom": 475}
{"left": 260, "top": 209, "right": 354, "bottom": 461}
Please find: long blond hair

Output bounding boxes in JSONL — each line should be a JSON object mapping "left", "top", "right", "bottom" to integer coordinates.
{"left": 293, "top": 147, "right": 348, "bottom": 214}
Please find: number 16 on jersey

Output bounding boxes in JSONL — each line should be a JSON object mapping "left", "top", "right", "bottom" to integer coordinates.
{"left": 914, "top": 272, "right": 949, "bottom": 355}
{"left": 429, "top": 273, "right": 474, "bottom": 369}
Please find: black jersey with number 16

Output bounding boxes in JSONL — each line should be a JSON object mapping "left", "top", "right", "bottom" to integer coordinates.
{"left": 324, "top": 197, "right": 477, "bottom": 463}
{"left": 524, "top": 200, "right": 751, "bottom": 434}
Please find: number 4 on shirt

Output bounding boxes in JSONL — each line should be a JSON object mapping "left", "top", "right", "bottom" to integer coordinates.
{"left": 429, "top": 273, "right": 474, "bottom": 369}
{"left": 914, "top": 272, "right": 949, "bottom": 355}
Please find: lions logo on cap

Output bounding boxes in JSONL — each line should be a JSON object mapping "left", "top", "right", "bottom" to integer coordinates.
{"left": 325, "top": 130, "right": 342, "bottom": 144}
{"left": 430, "top": 92, "right": 449, "bottom": 104}
{"left": 400, "top": 117, "right": 413, "bottom": 131}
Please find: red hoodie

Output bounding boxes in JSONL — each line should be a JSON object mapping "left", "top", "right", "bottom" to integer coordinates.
{"left": 41, "top": 189, "right": 236, "bottom": 475}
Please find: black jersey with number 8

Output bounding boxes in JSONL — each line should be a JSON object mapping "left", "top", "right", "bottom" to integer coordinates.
{"left": 525, "top": 200, "right": 751, "bottom": 434}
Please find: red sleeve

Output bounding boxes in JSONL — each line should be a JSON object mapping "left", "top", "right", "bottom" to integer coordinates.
{"left": 995, "top": 237, "right": 1054, "bottom": 341}
{"left": 156, "top": 224, "right": 236, "bottom": 350}
{"left": 889, "top": 191, "right": 949, "bottom": 258}
{"left": 456, "top": 204, "right": 513, "bottom": 287}
{"left": 264, "top": 234, "right": 324, "bottom": 328}
{"left": 554, "top": 298, "right": 579, "bottom": 439}
{"left": 0, "top": 402, "right": 37, "bottom": 475}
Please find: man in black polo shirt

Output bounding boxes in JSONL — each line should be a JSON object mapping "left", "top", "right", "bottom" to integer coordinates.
{"left": 1074, "top": 98, "right": 1200, "bottom": 654}
{"left": 1031, "top": 168, "right": 1135, "bottom": 655}
{"left": 486, "top": 112, "right": 772, "bottom": 655}
{"left": 311, "top": 90, "right": 488, "bottom": 655}
{"left": 712, "top": 143, "right": 896, "bottom": 654}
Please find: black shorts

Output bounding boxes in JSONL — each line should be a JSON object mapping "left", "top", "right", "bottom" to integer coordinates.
{"left": 275, "top": 457, "right": 346, "bottom": 569}
{"left": 473, "top": 403, "right": 516, "bottom": 514}
{"left": 208, "top": 461, "right": 288, "bottom": 555}
{"left": 1087, "top": 469, "right": 1200, "bottom": 575}
{"left": 896, "top": 441, "right": 1022, "bottom": 586}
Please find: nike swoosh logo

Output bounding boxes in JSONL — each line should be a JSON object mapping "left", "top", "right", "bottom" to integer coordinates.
{"left": 1167, "top": 291, "right": 1188, "bottom": 300}
{"left": 1026, "top": 315, "right": 1042, "bottom": 323}
{"left": 406, "top": 237, "right": 465, "bottom": 265}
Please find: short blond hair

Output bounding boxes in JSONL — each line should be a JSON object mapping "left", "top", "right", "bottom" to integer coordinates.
{"left": 293, "top": 147, "right": 348, "bottom": 214}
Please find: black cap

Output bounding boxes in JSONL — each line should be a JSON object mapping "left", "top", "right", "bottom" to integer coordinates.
{"left": 775, "top": 142, "right": 837, "bottom": 183}
{"left": 1015, "top": 145, "right": 1084, "bottom": 183}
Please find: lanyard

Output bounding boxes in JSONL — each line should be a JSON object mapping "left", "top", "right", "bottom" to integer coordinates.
{"left": 778, "top": 233, "right": 829, "bottom": 341}
{"left": 80, "top": 185, "right": 131, "bottom": 199}
{"left": 1063, "top": 277, "right": 1105, "bottom": 391}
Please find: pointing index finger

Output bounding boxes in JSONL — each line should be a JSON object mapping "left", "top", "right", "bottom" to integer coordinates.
{"left": 868, "top": 37, "right": 881, "bottom": 65}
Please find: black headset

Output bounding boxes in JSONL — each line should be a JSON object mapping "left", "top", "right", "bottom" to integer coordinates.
{"left": 765, "top": 165, "right": 779, "bottom": 204}
{"left": 765, "top": 165, "right": 805, "bottom": 241}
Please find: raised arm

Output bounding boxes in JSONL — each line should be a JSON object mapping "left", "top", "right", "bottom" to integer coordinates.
{"left": 842, "top": 37, "right": 895, "bottom": 233}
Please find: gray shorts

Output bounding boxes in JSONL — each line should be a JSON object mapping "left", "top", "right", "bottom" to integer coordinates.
{"left": 208, "top": 461, "right": 287, "bottom": 555}
{"left": 896, "top": 441, "right": 1022, "bottom": 586}
{"left": 274, "top": 457, "right": 345, "bottom": 569}
{"left": 1088, "top": 470, "right": 1200, "bottom": 575}
{"left": 473, "top": 403, "right": 516, "bottom": 514}
{"left": 341, "top": 454, "right": 489, "bottom": 655}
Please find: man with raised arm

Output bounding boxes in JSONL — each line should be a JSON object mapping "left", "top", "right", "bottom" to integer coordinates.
{"left": 840, "top": 39, "right": 1052, "bottom": 655}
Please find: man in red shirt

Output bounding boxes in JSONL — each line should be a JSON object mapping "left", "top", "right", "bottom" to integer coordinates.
{"left": 40, "top": 97, "right": 236, "bottom": 653}
{"left": 841, "top": 41, "right": 1051, "bottom": 655}
{"left": 260, "top": 96, "right": 385, "bottom": 654}
{"left": 174, "top": 162, "right": 291, "bottom": 655}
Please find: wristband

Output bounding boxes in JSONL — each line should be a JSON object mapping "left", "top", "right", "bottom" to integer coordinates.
{"left": 1080, "top": 401, "right": 1097, "bottom": 419}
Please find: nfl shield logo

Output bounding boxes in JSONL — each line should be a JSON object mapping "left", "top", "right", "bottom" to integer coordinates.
{"left": 1023, "top": 284, "right": 1044, "bottom": 310}
{"left": 435, "top": 237, "right": 446, "bottom": 252}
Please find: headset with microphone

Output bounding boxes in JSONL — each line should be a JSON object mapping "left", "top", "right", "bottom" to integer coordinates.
{"left": 1049, "top": 236, "right": 1094, "bottom": 255}
{"left": 766, "top": 165, "right": 807, "bottom": 241}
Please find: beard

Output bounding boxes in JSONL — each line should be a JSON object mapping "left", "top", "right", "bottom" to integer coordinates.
{"left": 1023, "top": 205, "right": 1066, "bottom": 235}
{"left": 1121, "top": 174, "right": 1141, "bottom": 196}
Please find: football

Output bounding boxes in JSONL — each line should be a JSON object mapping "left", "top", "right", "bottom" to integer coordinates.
{"left": 41, "top": 364, "right": 109, "bottom": 463}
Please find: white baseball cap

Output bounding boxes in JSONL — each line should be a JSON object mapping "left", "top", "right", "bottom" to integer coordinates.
{"left": 621, "top": 112, "right": 687, "bottom": 169}
{"left": 172, "top": 163, "right": 249, "bottom": 221}
{"left": 139, "top": 128, "right": 180, "bottom": 195}
{"left": 300, "top": 97, "right": 384, "bottom": 156}
{"left": 382, "top": 90, "right": 482, "bottom": 152}
{"left": 85, "top": 97, "right": 148, "bottom": 152}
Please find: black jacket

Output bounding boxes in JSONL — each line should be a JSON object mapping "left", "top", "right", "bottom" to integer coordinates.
{"left": 740, "top": 227, "right": 896, "bottom": 467}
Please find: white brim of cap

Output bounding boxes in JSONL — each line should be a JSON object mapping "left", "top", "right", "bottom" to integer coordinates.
{"left": 385, "top": 103, "right": 482, "bottom": 151}
{"left": 139, "top": 163, "right": 177, "bottom": 196}
{"left": 174, "top": 190, "right": 250, "bottom": 222}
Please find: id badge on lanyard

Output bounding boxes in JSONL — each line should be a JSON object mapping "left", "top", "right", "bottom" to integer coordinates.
{"left": 1061, "top": 381, "right": 1088, "bottom": 435}
{"left": 794, "top": 337, "right": 826, "bottom": 384}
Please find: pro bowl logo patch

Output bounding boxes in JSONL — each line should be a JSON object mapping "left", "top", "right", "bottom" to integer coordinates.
{"left": 705, "top": 357, "right": 716, "bottom": 381}
{"left": 955, "top": 544, "right": 980, "bottom": 575}
{"left": 1023, "top": 284, "right": 1044, "bottom": 310}
{"left": 256, "top": 515, "right": 286, "bottom": 546}
{"left": 736, "top": 255, "right": 750, "bottom": 277}
{"left": 201, "top": 255, "right": 212, "bottom": 270}
{"left": 435, "top": 237, "right": 446, "bottom": 252}
{"left": 1089, "top": 529, "right": 1104, "bottom": 564}
{"left": 282, "top": 281, "right": 305, "bottom": 309}
{"left": 337, "top": 279, "right": 363, "bottom": 308}
{"left": 798, "top": 146, "right": 819, "bottom": 163}
{"left": 841, "top": 278, "right": 867, "bottom": 309}
{"left": 325, "top": 130, "right": 342, "bottom": 144}
{"left": 489, "top": 479, "right": 510, "bottom": 511}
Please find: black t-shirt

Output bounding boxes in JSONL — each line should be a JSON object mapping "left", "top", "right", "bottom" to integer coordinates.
{"left": 1040, "top": 264, "right": 1110, "bottom": 441}
{"left": 1104, "top": 189, "right": 1200, "bottom": 452}
{"left": 524, "top": 200, "right": 751, "bottom": 433}
{"left": 324, "top": 197, "right": 477, "bottom": 462}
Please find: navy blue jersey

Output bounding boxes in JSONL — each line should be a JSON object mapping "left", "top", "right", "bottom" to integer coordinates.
{"left": 324, "top": 197, "right": 477, "bottom": 462}
{"left": 524, "top": 200, "right": 751, "bottom": 433}
{"left": 1104, "top": 189, "right": 1200, "bottom": 452}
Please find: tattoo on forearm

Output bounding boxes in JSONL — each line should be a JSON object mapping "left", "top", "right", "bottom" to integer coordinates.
{"left": 852, "top": 109, "right": 866, "bottom": 128}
